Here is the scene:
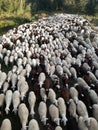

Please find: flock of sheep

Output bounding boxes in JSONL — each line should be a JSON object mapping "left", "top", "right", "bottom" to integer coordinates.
{"left": 0, "top": 13, "right": 98, "bottom": 130}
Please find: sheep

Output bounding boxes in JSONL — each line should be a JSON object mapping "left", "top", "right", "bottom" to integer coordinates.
{"left": 86, "top": 117, "right": 98, "bottom": 130}
{"left": 63, "top": 66, "right": 71, "bottom": 77}
{"left": 70, "top": 67, "right": 77, "bottom": 79}
{"left": 78, "top": 116, "right": 88, "bottom": 130}
{"left": 92, "top": 60, "right": 98, "bottom": 70}
{"left": 69, "top": 87, "right": 79, "bottom": 104}
{"left": 56, "top": 65, "right": 63, "bottom": 76}
{"left": 17, "top": 75, "right": 26, "bottom": 88}
{"left": 18, "top": 103, "right": 29, "bottom": 130}
{"left": 25, "top": 63, "right": 32, "bottom": 78}
{"left": 44, "top": 78, "right": 52, "bottom": 91}
{"left": 48, "top": 88, "right": 58, "bottom": 106}
{"left": 11, "top": 73, "right": 17, "bottom": 90}
{"left": 95, "top": 70, "right": 98, "bottom": 79}
{"left": 89, "top": 89, "right": 98, "bottom": 104}
{"left": 55, "top": 126, "right": 62, "bottom": 130}
{"left": 0, "top": 119, "right": 12, "bottom": 130}
{"left": 82, "top": 63, "right": 91, "bottom": 72}
{"left": 22, "top": 57, "right": 27, "bottom": 67}
{"left": 38, "top": 101, "right": 48, "bottom": 125}
{"left": 0, "top": 72, "right": 7, "bottom": 89}
{"left": 0, "top": 44, "right": 3, "bottom": 53}
{"left": 92, "top": 104, "right": 98, "bottom": 122}
{"left": 12, "top": 90, "right": 20, "bottom": 114}
{"left": 76, "top": 100, "right": 89, "bottom": 122}
{"left": 28, "top": 119, "right": 39, "bottom": 130}
{"left": 77, "top": 77, "right": 90, "bottom": 91}
{"left": 16, "top": 65, "right": 23, "bottom": 75}
{"left": 40, "top": 88, "right": 47, "bottom": 102}
{"left": 49, "top": 65, "right": 56, "bottom": 76}
{"left": 32, "top": 59, "right": 37, "bottom": 67}
{"left": 87, "top": 71, "right": 98, "bottom": 84}
{"left": 0, "top": 93, "right": 5, "bottom": 114}
{"left": 38, "top": 72, "right": 46, "bottom": 88}
{"left": 12, "top": 65, "right": 17, "bottom": 73}
{"left": 28, "top": 91, "right": 36, "bottom": 117}
{"left": 18, "top": 81, "right": 29, "bottom": 101}
{"left": 57, "top": 97, "right": 67, "bottom": 126}
{"left": 68, "top": 99, "right": 78, "bottom": 120}
{"left": 61, "top": 85, "right": 70, "bottom": 103}
{"left": 2, "top": 82, "right": 9, "bottom": 93}
{"left": 20, "top": 69, "right": 26, "bottom": 77}
{"left": 9, "top": 55, "right": 14, "bottom": 63}
{"left": 4, "top": 56, "right": 9, "bottom": 66}
{"left": 7, "top": 71, "right": 13, "bottom": 83}
{"left": 49, "top": 104, "right": 60, "bottom": 126}
{"left": 17, "top": 58, "right": 22, "bottom": 67}
{"left": 5, "top": 90, "right": 12, "bottom": 114}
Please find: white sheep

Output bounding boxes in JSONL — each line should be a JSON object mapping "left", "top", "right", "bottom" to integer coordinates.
{"left": 32, "top": 59, "right": 37, "bottom": 67}
{"left": 2, "top": 82, "right": 9, "bottom": 93}
{"left": 89, "top": 89, "right": 98, "bottom": 104}
{"left": 69, "top": 87, "right": 79, "bottom": 104}
{"left": 0, "top": 119, "right": 12, "bottom": 130}
{"left": 78, "top": 116, "right": 88, "bottom": 130}
{"left": 0, "top": 44, "right": 3, "bottom": 53}
{"left": 68, "top": 99, "right": 78, "bottom": 120}
{"left": 77, "top": 77, "right": 90, "bottom": 90}
{"left": 20, "top": 69, "right": 26, "bottom": 77}
{"left": 56, "top": 65, "right": 63, "bottom": 76}
{"left": 17, "top": 76, "right": 26, "bottom": 89}
{"left": 17, "top": 58, "right": 23, "bottom": 67}
{"left": 76, "top": 100, "right": 89, "bottom": 122}
{"left": 49, "top": 65, "right": 55, "bottom": 76}
{"left": 82, "top": 63, "right": 91, "bottom": 71}
{"left": 4, "top": 56, "right": 9, "bottom": 66}
{"left": 0, "top": 93, "right": 5, "bottom": 114}
{"left": 87, "top": 71, "right": 98, "bottom": 84}
{"left": 38, "top": 72, "right": 46, "bottom": 88}
{"left": 40, "top": 88, "right": 47, "bottom": 102}
{"left": 95, "top": 70, "right": 98, "bottom": 79}
{"left": 11, "top": 73, "right": 17, "bottom": 90}
{"left": 70, "top": 67, "right": 77, "bottom": 79}
{"left": 63, "top": 66, "right": 71, "bottom": 77}
{"left": 57, "top": 97, "right": 67, "bottom": 126}
{"left": 25, "top": 63, "right": 32, "bottom": 78}
{"left": 16, "top": 65, "right": 23, "bottom": 75}
{"left": 28, "top": 119, "right": 39, "bottom": 130}
{"left": 92, "top": 104, "right": 98, "bottom": 122}
{"left": 0, "top": 71, "right": 7, "bottom": 89}
{"left": 28, "top": 91, "right": 36, "bottom": 117}
{"left": 86, "top": 117, "right": 98, "bottom": 130}
{"left": 7, "top": 71, "right": 13, "bottom": 82}
{"left": 5, "top": 90, "right": 12, "bottom": 114}
{"left": 55, "top": 126, "right": 62, "bottom": 130}
{"left": 92, "top": 60, "right": 98, "bottom": 70}
{"left": 18, "top": 81, "right": 29, "bottom": 101}
{"left": 12, "top": 90, "right": 20, "bottom": 114}
{"left": 38, "top": 101, "right": 48, "bottom": 125}
{"left": 22, "top": 57, "right": 27, "bottom": 67}
{"left": 48, "top": 88, "right": 57, "bottom": 106}
{"left": 18, "top": 103, "right": 29, "bottom": 130}
{"left": 9, "top": 55, "right": 14, "bottom": 63}
{"left": 49, "top": 104, "right": 60, "bottom": 126}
